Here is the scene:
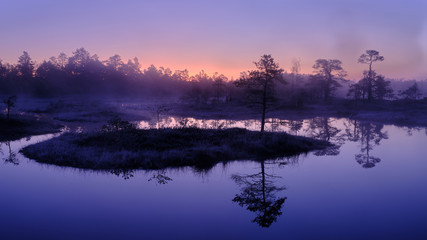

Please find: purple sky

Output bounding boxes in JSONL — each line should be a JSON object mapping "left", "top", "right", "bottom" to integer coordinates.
{"left": 1, "top": 0, "right": 426, "bottom": 80}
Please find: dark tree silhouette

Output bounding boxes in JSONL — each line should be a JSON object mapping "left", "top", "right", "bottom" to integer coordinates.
{"left": 234, "top": 54, "right": 285, "bottom": 132}
{"left": 17, "top": 51, "right": 34, "bottom": 80}
{"left": 358, "top": 50, "right": 384, "bottom": 102}
{"left": 399, "top": 82, "right": 422, "bottom": 100}
{"left": 212, "top": 73, "right": 227, "bottom": 102}
{"left": 16, "top": 51, "right": 35, "bottom": 92}
{"left": 49, "top": 52, "right": 68, "bottom": 71}
{"left": 347, "top": 81, "right": 363, "bottom": 104}
{"left": 348, "top": 71, "right": 392, "bottom": 102}
{"left": 312, "top": 59, "right": 346, "bottom": 101}
{"left": 232, "top": 162, "right": 286, "bottom": 227}
{"left": 105, "top": 54, "right": 123, "bottom": 70}
{"left": 373, "top": 74, "right": 393, "bottom": 100}
{"left": 0, "top": 60, "right": 8, "bottom": 83}
{"left": 35, "top": 60, "right": 66, "bottom": 96}
{"left": 102, "top": 116, "right": 136, "bottom": 132}
{"left": 3, "top": 95, "right": 16, "bottom": 120}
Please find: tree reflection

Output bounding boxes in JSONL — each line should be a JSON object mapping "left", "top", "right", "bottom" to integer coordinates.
{"left": 288, "top": 120, "right": 303, "bottom": 135}
{"left": 403, "top": 126, "right": 422, "bottom": 137}
{"left": 148, "top": 170, "right": 173, "bottom": 185}
{"left": 344, "top": 120, "right": 388, "bottom": 168}
{"left": 110, "top": 169, "right": 134, "bottom": 179}
{"left": 109, "top": 169, "right": 173, "bottom": 184}
{"left": 356, "top": 122, "right": 388, "bottom": 168}
{"left": 2, "top": 141, "right": 19, "bottom": 165}
{"left": 306, "top": 117, "right": 344, "bottom": 156}
{"left": 232, "top": 161, "right": 286, "bottom": 228}
{"left": 265, "top": 118, "right": 287, "bottom": 132}
{"left": 343, "top": 119, "right": 360, "bottom": 142}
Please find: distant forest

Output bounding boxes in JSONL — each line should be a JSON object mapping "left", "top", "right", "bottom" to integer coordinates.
{"left": 0, "top": 48, "right": 425, "bottom": 105}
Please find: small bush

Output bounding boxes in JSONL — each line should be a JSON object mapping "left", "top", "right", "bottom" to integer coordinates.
{"left": 101, "top": 115, "right": 136, "bottom": 132}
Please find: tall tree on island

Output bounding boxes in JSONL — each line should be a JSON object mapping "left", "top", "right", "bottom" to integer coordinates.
{"left": 234, "top": 55, "right": 285, "bottom": 132}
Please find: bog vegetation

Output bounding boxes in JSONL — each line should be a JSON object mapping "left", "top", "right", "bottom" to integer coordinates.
{"left": 21, "top": 124, "right": 330, "bottom": 170}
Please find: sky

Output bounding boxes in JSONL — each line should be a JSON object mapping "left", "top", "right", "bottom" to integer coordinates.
{"left": 1, "top": 0, "right": 427, "bottom": 80}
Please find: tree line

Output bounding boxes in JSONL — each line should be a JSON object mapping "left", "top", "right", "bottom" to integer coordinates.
{"left": 0, "top": 48, "right": 424, "bottom": 103}
{"left": 0, "top": 48, "right": 232, "bottom": 98}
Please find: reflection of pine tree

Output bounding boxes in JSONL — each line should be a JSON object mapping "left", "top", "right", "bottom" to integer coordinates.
{"left": 232, "top": 162, "right": 286, "bottom": 228}
{"left": 344, "top": 120, "right": 388, "bottom": 168}
{"left": 356, "top": 122, "right": 388, "bottom": 168}
{"left": 343, "top": 119, "right": 360, "bottom": 142}
{"left": 307, "top": 117, "right": 343, "bottom": 156}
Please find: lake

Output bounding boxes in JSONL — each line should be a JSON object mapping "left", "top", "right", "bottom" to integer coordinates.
{"left": 1, "top": 117, "right": 426, "bottom": 239}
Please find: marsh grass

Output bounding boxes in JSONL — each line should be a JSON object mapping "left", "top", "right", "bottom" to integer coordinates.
{"left": 21, "top": 128, "right": 330, "bottom": 170}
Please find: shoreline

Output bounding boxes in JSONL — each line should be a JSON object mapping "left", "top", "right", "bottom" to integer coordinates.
{"left": 0, "top": 115, "right": 63, "bottom": 142}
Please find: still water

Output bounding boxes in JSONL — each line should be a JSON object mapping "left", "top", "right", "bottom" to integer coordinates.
{"left": 1, "top": 118, "right": 426, "bottom": 239}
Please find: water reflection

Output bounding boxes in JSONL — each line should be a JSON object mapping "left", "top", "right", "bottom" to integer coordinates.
{"left": 306, "top": 117, "right": 344, "bottom": 156}
{"left": 136, "top": 116, "right": 404, "bottom": 169}
{"left": 232, "top": 161, "right": 287, "bottom": 228}
{"left": 109, "top": 168, "right": 173, "bottom": 184}
{"left": 403, "top": 126, "right": 424, "bottom": 137}
{"left": 344, "top": 120, "right": 388, "bottom": 168}
{"left": 2, "top": 141, "right": 19, "bottom": 165}
{"left": 110, "top": 169, "right": 135, "bottom": 180}
{"left": 148, "top": 170, "right": 173, "bottom": 185}
{"left": 288, "top": 120, "right": 304, "bottom": 135}
{"left": 356, "top": 122, "right": 388, "bottom": 168}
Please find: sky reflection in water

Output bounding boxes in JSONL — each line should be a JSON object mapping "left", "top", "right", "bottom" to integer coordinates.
{"left": 0, "top": 118, "right": 426, "bottom": 239}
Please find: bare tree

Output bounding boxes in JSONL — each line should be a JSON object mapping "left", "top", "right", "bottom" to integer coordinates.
{"left": 234, "top": 55, "right": 285, "bottom": 132}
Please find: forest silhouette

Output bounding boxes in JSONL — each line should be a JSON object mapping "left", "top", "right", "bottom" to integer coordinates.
{"left": 0, "top": 48, "right": 424, "bottom": 102}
